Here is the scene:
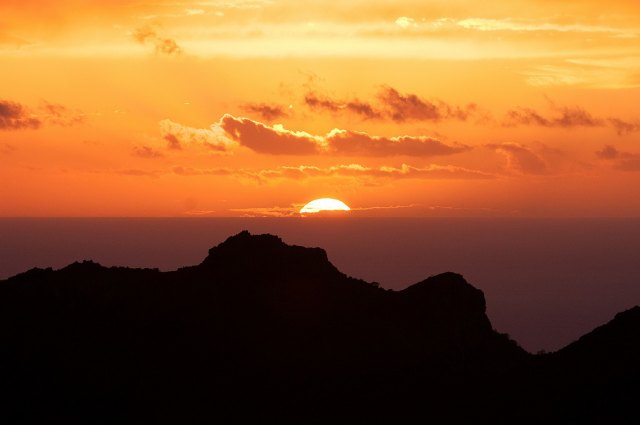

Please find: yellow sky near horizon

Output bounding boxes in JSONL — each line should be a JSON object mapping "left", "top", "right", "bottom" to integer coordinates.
{"left": 1, "top": 0, "right": 640, "bottom": 217}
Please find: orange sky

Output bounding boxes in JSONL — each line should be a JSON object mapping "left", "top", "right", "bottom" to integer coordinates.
{"left": 1, "top": 0, "right": 639, "bottom": 217}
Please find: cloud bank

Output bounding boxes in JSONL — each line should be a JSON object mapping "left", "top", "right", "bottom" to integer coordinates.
{"left": 216, "top": 114, "right": 470, "bottom": 156}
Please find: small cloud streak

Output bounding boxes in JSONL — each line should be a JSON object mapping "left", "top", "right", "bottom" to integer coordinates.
{"left": 116, "top": 169, "right": 159, "bottom": 177}
{"left": 352, "top": 204, "right": 416, "bottom": 211}
{"left": 254, "top": 163, "right": 494, "bottom": 181}
{"left": 241, "top": 103, "right": 290, "bottom": 121}
{"left": 0, "top": 100, "right": 41, "bottom": 130}
{"left": 133, "top": 146, "right": 164, "bottom": 158}
{"left": 504, "top": 102, "right": 640, "bottom": 135}
{"left": 596, "top": 145, "right": 640, "bottom": 171}
{"left": 304, "top": 93, "right": 383, "bottom": 120}
{"left": 304, "top": 86, "right": 477, "bottom": 123}
{"left": 40, "top": 101, "right": 85, "bottom": 126}
{"left": 172, "top": 165, "right": 234, "bottom": 176}
{"left": 608, "top": 118, "right": 640, "bottom": 136}
{"left": 504, "top": 105, "right": 602, "bottom": 128}
{"left": 184, "top": 210, "right": 217, "bottom": 216}
{"left": 133, "top": 27, "right": 182, "bottom": 55}
{"left": 228, "top": 206, "right": 299, "bottom": 217}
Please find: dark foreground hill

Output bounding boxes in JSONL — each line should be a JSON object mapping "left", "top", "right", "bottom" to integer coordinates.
{"left": 0, "top": 231, "right": 638, "bottom": 423}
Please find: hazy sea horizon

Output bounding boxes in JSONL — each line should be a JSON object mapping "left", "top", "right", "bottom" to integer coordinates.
{"left": 2, "top": 217, "right": 639, "bottom": 353}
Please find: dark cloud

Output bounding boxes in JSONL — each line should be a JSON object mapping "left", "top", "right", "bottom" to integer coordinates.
{"left": 218, "top": 114, "right": 321, "bottom": 155}
{"left": 325, "top": 129, "right": 470, "bottom": 157}
{"left": 216, "top": 114, "right": 470, "bottom": 157}
{"left": 303, "top": 87, "right": 476, "bottom": 123}
{"left": 1, "top": 99, "right": 85, "bottom": 131}
{"left": 595, "top": 145, "right": 640, "bottom": 171}
{"left": 504, "top": 105, "right": 603, "bottom": 128}
{"left": 241, "top": 103, "right": 290, "bottom": 121}
{"left": 133, "top": 27, "right": 182, "bottom": 55}
{"left": 304, "top": 93, "right": 383, "bottom": 120}
{"left": 595, "top": 145, "right": 621, "bottom": 159}
{"left": 379, "top": 87, "right": 440, "bottom": 121}
{"left": 504, "top": 103, "right": 640, "bottom": 136}
{"left": 0, "top": 100, "right": 41, "bottom": 130}
{"left": 504, "top": 101, "right": 640, "bottom": 136}
{"left": 488, "top": 143, "right": 548, "bottom": 175}
{"left": 164, "top": 133, "right": 182, "bottom": 150}
{"left": 608, "top": 118, "right": 640, "bottom": 136}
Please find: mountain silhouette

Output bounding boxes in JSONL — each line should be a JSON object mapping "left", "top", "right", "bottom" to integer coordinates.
{"left": 0, "top": 231, "right": 638, "bottom": 423}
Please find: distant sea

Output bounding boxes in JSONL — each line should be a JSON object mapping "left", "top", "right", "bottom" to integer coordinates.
{"left": 2, "top": 217, "right": 639, "bottom": 353}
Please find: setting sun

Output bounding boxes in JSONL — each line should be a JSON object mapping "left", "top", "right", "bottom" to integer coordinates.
{"left": 299, "top": 198, "right": 351, "bottom": 214}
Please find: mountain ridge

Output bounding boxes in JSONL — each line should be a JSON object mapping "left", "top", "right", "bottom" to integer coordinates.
{"left": 0, "top": 231, "right": 638, "bottom": 423}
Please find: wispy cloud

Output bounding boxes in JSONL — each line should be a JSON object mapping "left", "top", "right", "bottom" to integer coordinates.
{"left": 504, "top": 105, "right": 602, "bottom": 128}
{"left": 378, "top": 87, "right": 477, "bottom": 122}
{"left": 304, "top": 86, "right": 477, "bottom": 123}
{"left": 503, "top": 102, "right": 640, "bottom": 135}
{"left": 133, "top": 27, "right": 182, "bottom": 55}
{"left": 304, "top": 92, "right": 383, "bottom": 120}
{"left": 608, "top": 118, "right": 640, "bottom": 136}
{"left": 240, "top": 103, "right": 290, "bottom": 121}
{"left": 456, "top": 18, "right": 637, "bottom": 37}
{"left": 40, "top": 102, "right": 86, "bottom": 127}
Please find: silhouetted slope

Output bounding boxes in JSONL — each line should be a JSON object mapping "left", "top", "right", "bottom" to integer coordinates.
{"left": 519, "top": 306, "right": 640, "bottom": 424}
{"left": 0, "top": 231, "right": 637, "bottom": 423}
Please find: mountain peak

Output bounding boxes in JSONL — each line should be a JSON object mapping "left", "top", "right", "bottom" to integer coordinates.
{"left": 199, "top": 231, "right": 339, "bottom": 279}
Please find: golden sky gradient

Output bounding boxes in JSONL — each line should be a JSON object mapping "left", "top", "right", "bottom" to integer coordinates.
{"left": 1, "top": 0, "right": 639, "bottom": 216}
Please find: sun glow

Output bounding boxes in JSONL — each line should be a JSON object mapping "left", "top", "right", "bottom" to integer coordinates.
{"left": 299, "top": 198, "right": 351, "bottom": 214}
